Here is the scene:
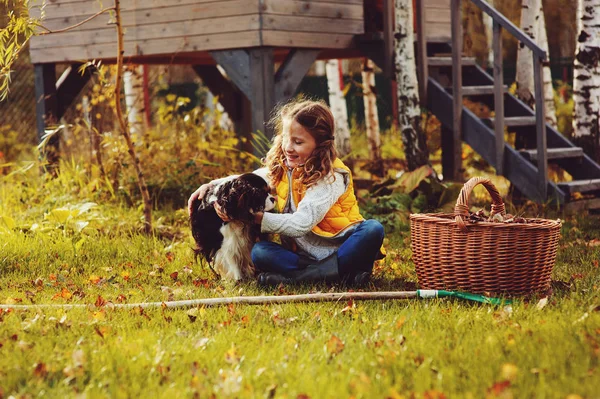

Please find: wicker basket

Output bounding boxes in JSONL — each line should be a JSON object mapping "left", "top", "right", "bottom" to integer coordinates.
{"left": 410, "top": 177, "right": 561, "bottom": 296}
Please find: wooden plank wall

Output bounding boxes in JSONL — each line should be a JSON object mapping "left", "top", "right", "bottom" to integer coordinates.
{"left": 30, "top": 0, "right": 366, "bottom": 64}
{"left": 29, "top": 0, "right": 263, "bottom": 64}
{"left": 424, "top": 0, "right": 451, "bottom": 41}
{"left": 260, "top": 0, "right": 364, "bottom": 49}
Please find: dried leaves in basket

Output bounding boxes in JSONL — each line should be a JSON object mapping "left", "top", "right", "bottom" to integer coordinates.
{"left": 467, "top": 209, "right": 527, "bottom": 224}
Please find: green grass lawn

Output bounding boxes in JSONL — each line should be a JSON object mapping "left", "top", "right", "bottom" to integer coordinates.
{"left": 1, "top": 212, "right": 599, "bottom": 399}
{"left": 0, "top": 160, "right": 599, "bottom": 398}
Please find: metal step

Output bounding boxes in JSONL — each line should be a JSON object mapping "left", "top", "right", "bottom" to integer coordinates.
{"left": 519, "top": 147, "right": 585, "bottom": 162}
{"left": 557, "top": 179, "right": 600, "bottom": 195}
{"left": 428, "top": 56, "right": 477, "bottom": 67}
{"left": 484, "top": 116, "right": 537, "bottom": 127}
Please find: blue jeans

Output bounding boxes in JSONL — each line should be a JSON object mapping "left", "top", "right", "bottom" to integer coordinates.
{"left": 251, "top": 219, "right": 385, "bottom": 277}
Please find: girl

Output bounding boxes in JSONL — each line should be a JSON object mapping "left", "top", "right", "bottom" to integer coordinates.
{"left": 188, "top": 100, "right": 384, "bottom": 286}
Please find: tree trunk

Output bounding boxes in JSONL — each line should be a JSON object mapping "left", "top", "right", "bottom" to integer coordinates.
{"left": 123, "top": 65, "right": 146, "bottom": 141}
{"left": 515, "top": 0, "right": 540, "bottom": 108}
{"left": 325, "top": 59, "right": 352, "bottom": 158}
{"left": 572, "top": 0, "right": 600, "bottom": 162}
{"left": 536, "top": 0, "right": 558, "bottom": 128}
{"left": 361, "top": 58, "right": 383, "bottom": 175}
{"left": 395, "top": 0, "right": 429, "bottom": 171}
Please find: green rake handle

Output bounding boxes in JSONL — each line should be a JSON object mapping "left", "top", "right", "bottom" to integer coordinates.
{"left": 418, "top": 289, "right": 510, "bottom": 305}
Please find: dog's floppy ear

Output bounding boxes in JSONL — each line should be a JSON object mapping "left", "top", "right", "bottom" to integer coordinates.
{"left": 238, "top": 185, "right": 266, "bottom": 212}
{"left": 216, "top": 179, "right": 243, "bottom": 220}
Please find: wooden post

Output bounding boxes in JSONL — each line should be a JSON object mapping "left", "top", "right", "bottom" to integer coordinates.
{"left": 274, "top": 49, "right": 320, "bottom": 104}
{"left": 249, "top": 47, "right": 275, "bottom": 143}
{"left": 415, "top": 0, "right": 428, "bottom": 106}
{"left": 34, "top": 63, "right": 59, "bottom": 166}
{"left": 492, "top": 21, "right": 504, "bottom": 176}
{"left": 533, "top": 55, "right": 548, "bottom": 201}
{"left": 450, "top": 0, "right": 463, "bottom": 181}
{"left": 192, "top": 65, "right": 243, "bottom": 121}
{"left": 210, "top": 48, "right": 276, "bottom": 155}
{"left": 382, "top": 0, "right": 395, "bottom": 79}
{"left": 441, "top": 126, "right": 454, "bottom": 179}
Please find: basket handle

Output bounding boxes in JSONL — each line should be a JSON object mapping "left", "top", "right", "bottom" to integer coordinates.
{"left": 454, "top": 177, "right": 506, "bottom": 232}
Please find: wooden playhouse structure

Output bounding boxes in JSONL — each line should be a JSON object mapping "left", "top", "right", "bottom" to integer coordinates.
{"left": 29, "top": 0, "right": 600, "bottom": 209}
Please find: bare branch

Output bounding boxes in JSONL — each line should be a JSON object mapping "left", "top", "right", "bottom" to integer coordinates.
{"left": 35, "top": 6, "right": 115, "bottom": 35}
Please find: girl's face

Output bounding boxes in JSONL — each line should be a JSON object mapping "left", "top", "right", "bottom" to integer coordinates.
{"left": 282, "top": 118, "right": 317, "bottom": 168}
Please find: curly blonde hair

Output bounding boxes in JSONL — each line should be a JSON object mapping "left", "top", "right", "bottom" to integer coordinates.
{"left": 264, "top": 99, "right": 337, "bottom": 189}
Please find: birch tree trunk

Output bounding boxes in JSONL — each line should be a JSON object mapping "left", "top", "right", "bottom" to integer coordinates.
{"left": 572, "top": 0, "right": 600, "bottom": 162}
{"left": 123, "top": 65, "right": 146, "bottom": 141}
{"left": 515, "top": 0, "right": 540, "bottom": 108}
{"left": 361, "top": 58, "right": 382, "bottom": 175}
{"left": 536, "top": 1, "right": 558, "bottom": 128}
{"left": 325, "top": 59, "right": 352, "bottom": 158}
{"left": 395, "top": 0, "right": 429, "bottom": 171}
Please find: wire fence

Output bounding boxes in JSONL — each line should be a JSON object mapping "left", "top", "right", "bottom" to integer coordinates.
{"left": 0, "top": 51, "right": 37, "bottom": 146}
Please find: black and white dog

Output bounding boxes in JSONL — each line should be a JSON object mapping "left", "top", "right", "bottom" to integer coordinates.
{"left": 190, "top": 173, "right": 276, "bottom": 281}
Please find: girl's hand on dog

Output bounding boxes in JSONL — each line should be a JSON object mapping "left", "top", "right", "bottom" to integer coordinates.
{"left": 188, "top": 183, "right": 213, "bottom": 215}
{"left": 214, "top": 202, "right": 232, "bottom": 222}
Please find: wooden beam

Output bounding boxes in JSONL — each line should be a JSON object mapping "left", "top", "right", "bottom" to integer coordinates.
{"left": 34, "top": 63, "right": 59, "bottom": 166}
{"left": 55, "top": 63, "right": 92, "bottom": 120}
{"left": 248, "top": 47, "right": 275, "bottom": 144}
{"left": 519, "top": 147, "right": 584, "bottom": 162}
{"left": 441, "top": 126, "right": 455, "bottom": 180}
{"left": 427, "top": 56, "right": 476, "bottom": 66}
{"left": 460, "top": 85, "right": 506, "bottom": 95}
{"left": 450, "top": 0, "right": 463, "bottom": 181}
{"left": 261, "top": 15, "right": 363, "bottom": 34}
{"left": 562, "top": 197, "right": 600, "bottom": 214}
{"left": 492, "top": 21, "right": 504, "bottom": 176}
{"left": 485, "top": 116, "right": 536, "bottom": 127}
{"left": 261, "top": 30, "right": 355, "bottom": 49}
{"left": 557, "top": 179, "right": 600, "bottom": 195}
{"left": 208, "top": 48, "right": 276, "bottom": 152}
{"left": 274, "top": 48, "right": 320, "bottom": 103}
{"left": 262, "top": 0, "right": 363, "bottom": 19}
{"left": 415, "top": 0, "right": 428, "bottom": 105}
{"left": 31, "top": 31, "right": 262, "bottom": 64}
{"left": 209, "top": 49, "right": 251, "bottom": 100}
{"left": 533, "top": 55, "right": 548, "bottom": 201}
{"left": 355, "top": 33, "right": 385, "bottom": 71}
{"left": 382, "top": 0, "right": 394, "bottom": 79}
{"left": 192, "top": 65, "right": 242, "bottom": 120}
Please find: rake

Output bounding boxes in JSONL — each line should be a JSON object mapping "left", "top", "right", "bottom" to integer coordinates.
{"left": 0, "top": 289, "right": 510, "bottom": 311}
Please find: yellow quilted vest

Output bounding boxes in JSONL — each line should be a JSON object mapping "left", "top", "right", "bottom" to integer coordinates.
{"left": 275, "top": 158, "right": 364, "bottom": 237}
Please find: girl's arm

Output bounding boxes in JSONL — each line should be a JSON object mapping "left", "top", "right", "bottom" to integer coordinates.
{"left": 259, "top": 173, "right": 345, "bottom": 237}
